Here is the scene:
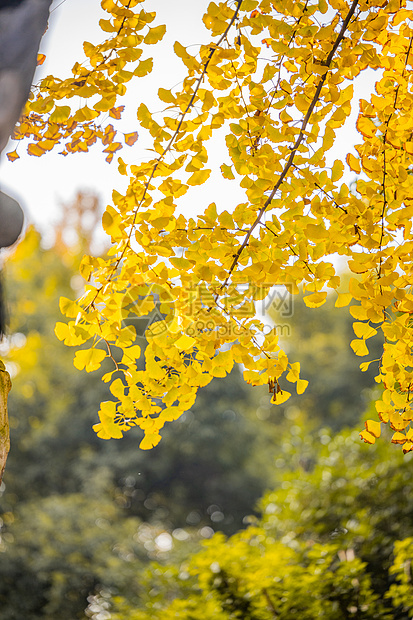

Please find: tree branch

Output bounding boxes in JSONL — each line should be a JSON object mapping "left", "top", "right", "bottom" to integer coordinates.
{"left": 89, "top": 0, "right": 244, "bottom": 308}
{"left": 0, "top": 361, "right": 11, "bottom": 485}
{"left": 223, "top": 0, "right": 360, "bottom": 287}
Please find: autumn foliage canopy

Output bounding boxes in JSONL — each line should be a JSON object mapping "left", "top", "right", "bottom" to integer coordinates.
{"left": 10, "top": 0, "right": 413, "bottom": 451}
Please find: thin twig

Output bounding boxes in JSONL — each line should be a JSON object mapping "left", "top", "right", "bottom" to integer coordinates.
{"left": 86, "top": 1, "right": 244, "bottom": 311}
{"left": 222, "top": 0, "right": 360, "bottom": 288}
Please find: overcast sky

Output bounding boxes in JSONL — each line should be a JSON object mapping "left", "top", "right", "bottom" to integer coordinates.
{"left": 0, "top": 0, "right": 377, "bottom": 238}
{"left": 0, "top": 0, "right": 215, "bottom": 235}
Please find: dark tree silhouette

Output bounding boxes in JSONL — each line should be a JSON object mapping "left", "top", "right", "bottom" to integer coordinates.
{"left": 0, "top": 0, "right": 52, "bottom": 480}
{"left": 0, "top": 0, "right": 52, "bottom": 251}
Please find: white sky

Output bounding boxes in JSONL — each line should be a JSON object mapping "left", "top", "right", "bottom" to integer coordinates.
{"left": 0, "top": 0, "right": 378, "bottom": 238}
{"left": 0, "top": 0, "right": 215, "bottom": 235}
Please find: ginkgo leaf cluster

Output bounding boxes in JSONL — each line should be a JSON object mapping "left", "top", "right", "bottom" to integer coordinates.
{"left": 10, "top": 0, "right": 413, "bottom": 452}
{"left": 8, "top": 0, "right": 158, "bottom": 163}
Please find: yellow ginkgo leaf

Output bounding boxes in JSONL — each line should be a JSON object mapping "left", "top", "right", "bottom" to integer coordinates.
{"left": 110, "top": 378, "right": 125, "bottom": 400}
{"left": 403, "top": 442, "right": 413, "bottom": 454}
{"left": 359, "top": 361, "right": 373, "bottom": 373}
{"left": 286, "top": 362, "right": 300, "bottom": 382}
{"left": 73, "top": 348, "right": 106, "bottom": 372}
{"left": 6, "top": 150, "right": 19, "bottom": 162}
{"left": 389, "top": 411, "right": 408, "bottom": 431}
{"left": 303, "top": 292, "right": 327, "bottom": 308}
{"left": 143, "top": 24, "right": 166, "bottom": 45}
{"left": 92, "top": 423, "right": 111, "bottom": 440}
{"left": 331, "top": 159, "right": 344, "bottom": 182}
{"left": 335, "top": 293, "right": 352, "bottom": 308}
{"left": 175, "top": 334, "right": 196, "bottom": 351}
{"left": 346, "top": 152, "right": 361, "bottom": 173}
{"left": 139, "top": 433, "right": 162, "bottom": 450}
{"left": 187, "top": 169, "right": 212, "bottom": 186}
{"left": 391, "top": 431, "right": 406, "bottom": 444}
{"left": 49, "top": 105, "right": 71, "bottom": 123}
{"left": 360, "top": 430, "right": 376, "bottom": 444}
{"left": 296, "top": 379, "right": 309, "bottom": 395}
{"left": 97, "top": 401, "right": 123, "bottom": 439}
{"left": 353, "top": 322, "right": 377, "bottom": 339}
{"left": 59, "top": 297, "right": 79, "bottom": 318}
{"left": 365, "top": 419, "right": 381, "bottom": 438}
{"left": 350, "top": 339, "right": 369, "bottom": 356}
{"left": 271, "top": 390, "right": 291, "bottom": 405}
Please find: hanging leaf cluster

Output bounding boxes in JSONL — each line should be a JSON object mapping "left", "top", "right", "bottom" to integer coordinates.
{"left": 11, "top": 0, "right": 413, "bottom": 451}
{"left": 8, "top": 0, "right": 158, "bottom": 162}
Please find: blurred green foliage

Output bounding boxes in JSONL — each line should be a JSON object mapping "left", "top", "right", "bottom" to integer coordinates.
{"left": 109, "top": 432, "right": 413, "bottom": 619}
{"left": 0, "top": 198, "right": 279, "bottom": 616}
{"left": 269, "top": 287, "right": 383, "bottom": 430}
{"left": 0, "top": 196, "right": 412, "bottom": 618}
{"left": 2, "top": 208, "right": 277, "bottom": 534}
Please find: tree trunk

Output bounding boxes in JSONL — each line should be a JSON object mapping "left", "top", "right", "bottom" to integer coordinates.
{"left": 0, "top": 0, "right": 53, "bottom": 481}
{"left": 0, "top": 360, "right": 11, "bottom": 485}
